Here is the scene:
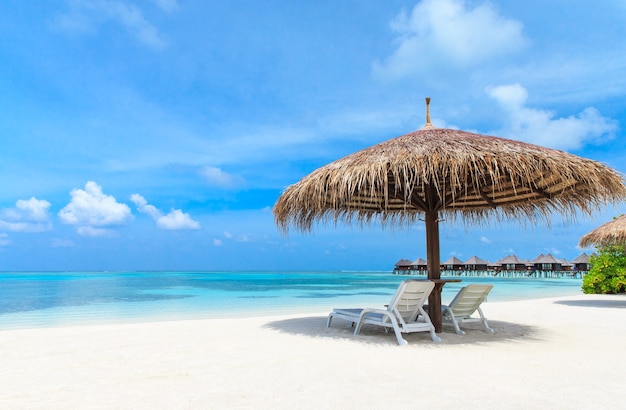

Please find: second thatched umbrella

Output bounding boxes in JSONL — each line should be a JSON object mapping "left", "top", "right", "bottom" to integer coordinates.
{"left": 273, "top": 99, "right": 626, "bottom": 332}
{"left": 579, "top": 215, "right": 626, "bottom": 247}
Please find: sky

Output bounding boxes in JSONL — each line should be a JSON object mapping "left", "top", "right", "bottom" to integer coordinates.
{"left": 1, "top": 0, "right": 626, "bottom": 272}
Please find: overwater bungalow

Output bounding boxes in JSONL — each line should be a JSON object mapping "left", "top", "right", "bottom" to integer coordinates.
{"left": 411, "top": 257, "right": 428, "bottom": 271}
{"left": 464, "top": 256, "right": 490, "bottom": 271}
{"left": 494, "top": 254, "right": 529, "bottom": 271}
{"left": 571, "top": 253, "right": 592, "bottom": 271}
{"left": 442, "top": 256, "right": 464, "bottom": 272}
{"left": 392, "top": 253, "right": 587, "bottom": 278}
{"left": 393, "top": 259, "right": 413, "bottom": 273}
{"left": 531, "top": 253, "right": 564, "bottom": 271}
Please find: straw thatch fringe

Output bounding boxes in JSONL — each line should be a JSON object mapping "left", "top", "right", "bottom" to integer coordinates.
{"left": 579, "top": 215, "right": 626, "bottom": 247}
{"left": 274, "top": 128, "right": 626, "bottom": 233}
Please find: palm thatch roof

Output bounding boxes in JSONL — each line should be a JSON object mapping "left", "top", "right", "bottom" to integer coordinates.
{"left": 571, "top": 253, "right": 591, "bottom": 264}
{"left": 442, "top": 256, "right": 464, "bottom": 266}
{"left": 394, "top": 258, "right": 413, "bottom": 268}
{"left": 579, "top": 215, "right": 626, "bottom": 247}
{"left": 274, "top": 127, "right": 626, "bottom": 233}
{"left": 411, "top": 257, "right": 427, "bottom": 266}
{"left": 494, "top": 254, "right": 528, "bottom": 265}
{"left": 531, "top": 253, "right": 563, "bottom": 264}
{"left": 464, "top": 256, "right": 490, "bottom": 265}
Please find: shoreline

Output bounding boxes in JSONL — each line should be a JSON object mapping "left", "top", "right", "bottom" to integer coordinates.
{"left": 0, "top": 290, "right": 585, "bottom": 333}
{"left": 1, "top": 294, "right": 625, "bottom": 409}
{"left": 0, "top": 271, "right": 584, "bottom": 333}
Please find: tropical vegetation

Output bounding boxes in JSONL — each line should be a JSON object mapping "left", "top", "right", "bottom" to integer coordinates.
{"left": 582, "top": 244, "right": 626, "bottom": 294}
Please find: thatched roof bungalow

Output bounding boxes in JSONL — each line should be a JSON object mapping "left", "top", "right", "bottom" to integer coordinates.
{"left": 571, "top": 253, "right": 592, "bottom": 271}
{"left": 464, "top": 256, "right": 490, "bottom": 271}
{"left": 394, "top": 259, "right": 413, "bottom": 271}
{"left": 531, "top": 253, "right": 564, "bottom": 271}
{"left": 494, "top": 254, "right": 529, "bottom": 271}
{"left": 442, "top": 256, "right": 464, "bottom": 271}
{"left": 411, "top": 257, "right": 428, "bottom": 270}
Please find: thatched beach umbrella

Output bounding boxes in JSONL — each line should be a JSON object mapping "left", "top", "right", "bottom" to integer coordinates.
{"left": 579, "top": 215, "right": 626, "bottom": 247}
{"left": 274, "top": 99, "right": 626, "bottom": 332}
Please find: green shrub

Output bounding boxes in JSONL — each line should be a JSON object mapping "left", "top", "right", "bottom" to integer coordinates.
{"left": 582, "top": 244, "right": 626, "bottom": 294}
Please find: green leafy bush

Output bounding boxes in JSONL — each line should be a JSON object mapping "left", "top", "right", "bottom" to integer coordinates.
{"left": 582, "top": 245, "right": 626, "bottom": 294}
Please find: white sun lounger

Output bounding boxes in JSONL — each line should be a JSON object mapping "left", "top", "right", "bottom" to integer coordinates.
{"left": 439, "top": 284, "right": 495, "bottom": 335}
{"left": 326, "top": 280, "right": 441, "bottom": 345}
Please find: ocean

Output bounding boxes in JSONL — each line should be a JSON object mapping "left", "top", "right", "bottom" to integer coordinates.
{"left": 0, "top": 271, "right": 583, "bottom": 330}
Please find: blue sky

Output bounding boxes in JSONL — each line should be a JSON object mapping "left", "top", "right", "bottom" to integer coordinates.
{"left": 1, "top": 0, "right": 625, "bottom": 271}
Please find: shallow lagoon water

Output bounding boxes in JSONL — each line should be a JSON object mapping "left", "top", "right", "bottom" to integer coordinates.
{"left": 0, "top": 271, "right": 583, "bottom": 330}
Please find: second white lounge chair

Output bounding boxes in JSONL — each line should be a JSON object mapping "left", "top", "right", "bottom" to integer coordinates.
{"left": 326, "top": 280, "right": 441, "bottom": 345}
{"left": 439, "top": 284, "right": 495, "bottom": 335}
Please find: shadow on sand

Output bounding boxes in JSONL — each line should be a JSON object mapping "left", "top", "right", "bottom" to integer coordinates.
{"left": 263, "top": 315, "right": 540, "bottom": 346}
{"left": 554, "top": 298, "right": 626, "bottom": 309}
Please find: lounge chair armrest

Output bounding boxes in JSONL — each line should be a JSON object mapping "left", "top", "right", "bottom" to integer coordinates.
{"left": 358, "top": 308, "right": 389, "bottom": 318}
{"left": 357, "top": 308, "right": 398, "bottom": 327}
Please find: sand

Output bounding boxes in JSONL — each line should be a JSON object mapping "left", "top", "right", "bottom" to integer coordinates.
{"left": 1, "top": 294, "right": 625, "bottom": 409}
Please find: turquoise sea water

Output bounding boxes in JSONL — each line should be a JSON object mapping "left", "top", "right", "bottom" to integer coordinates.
{"left": 0, "top": 271, "right": 583, "bottom": 330}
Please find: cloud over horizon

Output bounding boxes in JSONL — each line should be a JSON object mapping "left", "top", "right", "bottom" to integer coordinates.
{"left": 130, "top": 194, "right": 200, "bottom": 230}
{"left": 0, "top": 197, "right": 52, "bottom": 233}
{"left": 58, "top": 181, "right": 132, "bottom": 236}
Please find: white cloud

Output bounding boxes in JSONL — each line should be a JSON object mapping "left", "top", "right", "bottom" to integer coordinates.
{"left": 14, "top": 197, "right": 51, "bottom": 221}
{"left": 488, "top": 83, "right": 528, "bottom": 108}
{"left": 199, "top": 166, "right": 244, "bottom": 188}
{"left": 487, "top": 84, "right": 618, "bottom": 150}
{"left": 0, "top": 197, "right": 52, "bottom": 233}
{"left": 58, "top": 181, "right": 132, "bottom": 236}
{"left": 157, "top": 209, "right": 200, "bottom": 230}
{"left": 373, "top": 0, "right": 527, "bottom": 79}
{"left": 223, "top": 231, "right": 233, "bottom": 239}
{"left": 55, "top": 0, "right": 169, "bottom": 50}
{"left": 131, "top": 194, "right": 200, "bottom": 230}
{"left": 480, "top": 236, "right": 492, "bottom": 244}
{"left": 213, "top": 239, "right": 222, "bottom": 246}
{"left": 129, "top": 194, "right": 161, "bottom": 219}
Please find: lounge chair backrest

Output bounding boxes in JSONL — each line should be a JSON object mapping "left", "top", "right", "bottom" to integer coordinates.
{"left": 448, "top": 284, "right": 493, "bottom": 316}
{"left": 388, "top": 280, "right": 434, "bottom": 324}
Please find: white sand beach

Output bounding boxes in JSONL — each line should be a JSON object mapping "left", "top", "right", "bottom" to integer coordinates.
{"left": 1, "top": 294, "right": 625, "bottom": 409}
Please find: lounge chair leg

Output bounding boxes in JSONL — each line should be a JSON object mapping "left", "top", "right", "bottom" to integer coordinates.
{"left": 478, "top": 308, "right": 495, "bottom": 333}
{"left": 326, "top": 313, "right": 334, "bottom": 328}
{"left": 354, "top": 319, "right": 363, "bottom": 335}
{"left": 394, "top": 331, "right": 408, "bottom": 346}
{"left": 386, "top": 315, "right": 408, "bottom": 346}
{"left": 447, "top": 311, "right": 465, "bottom": 335}
{"left": 483, "top": 321, "right": 494, "bottom": 333}
{"left": 429, "top": 329, "right": 442, "bottom": 343}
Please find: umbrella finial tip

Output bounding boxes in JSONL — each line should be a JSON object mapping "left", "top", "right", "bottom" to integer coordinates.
{"left": 423, "top": 97, "right": 434, "bottom": 129}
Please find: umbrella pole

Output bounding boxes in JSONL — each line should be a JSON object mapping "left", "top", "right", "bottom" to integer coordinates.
{"left": 425, "top": 210, "right": 443, "bottom": 332}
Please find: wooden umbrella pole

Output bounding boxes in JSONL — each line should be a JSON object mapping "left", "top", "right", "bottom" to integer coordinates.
{"left": 425, "top": 209, "right": 443, "bottom": 332}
